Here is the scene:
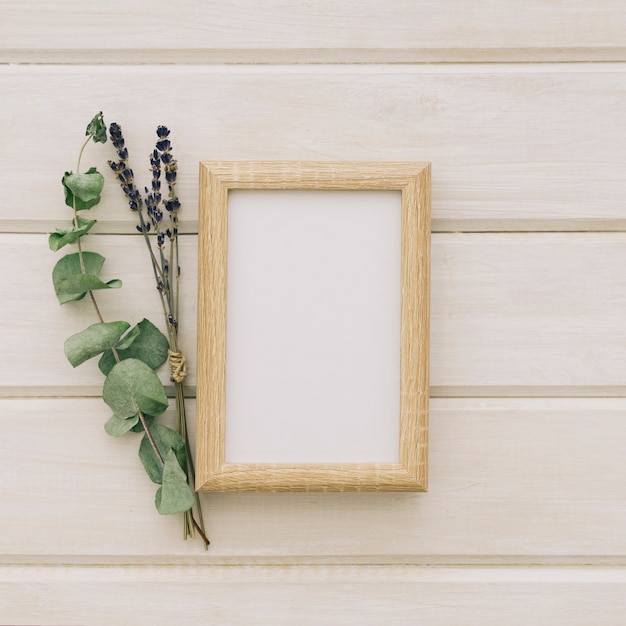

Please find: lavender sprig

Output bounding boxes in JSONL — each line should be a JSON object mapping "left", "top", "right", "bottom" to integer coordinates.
{"left": 108, "top": 123, "right": 208, "bottom": 548}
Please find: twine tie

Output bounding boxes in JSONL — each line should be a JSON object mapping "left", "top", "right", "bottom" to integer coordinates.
{"left": 168, "top": 349, "right": 188, "bottom": 383}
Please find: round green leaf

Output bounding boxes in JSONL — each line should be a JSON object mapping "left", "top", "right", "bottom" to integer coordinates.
{"left": 98, "top": 319, "right": 169, "bottom": 376}
{"left": 52, "top": 251, "right": 121, "bottom": 304}
{"left": 138, "top": 423, "right": 186, "bottom": 484}
{"left": 155, "top": 449, "right": 195, "bottom": 515}
{"left": 63, "top": 167, "right": 105, "bottom": 211}
{"left": 115, "top": 324, "right": 142, "bottom": 351}
{"left": 86, "top": 112, "right": 107, "bottom": 144}
{"left": 64, "top": 321, "right": 130, "bottom": 368}
{"left": 49, "top": 217, "right": 97, "bottom": 252}
{"left": 104, "top": 414, "right": 139, "bottom": 437}
{"left": 103, "top": 358, "right": 168, "bottom": 419}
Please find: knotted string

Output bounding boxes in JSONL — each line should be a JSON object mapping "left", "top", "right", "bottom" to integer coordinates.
{"left": 168, "top": 349, "right": 188, "bottom": 383}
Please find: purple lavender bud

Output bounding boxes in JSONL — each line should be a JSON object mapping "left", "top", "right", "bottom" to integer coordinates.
{"left": 156, "top": 139, "right": 171, "bottom": 151}
{"left": 165, "top": 198, "right": 180, "bottom": 212}
{"left": 109, "top": 123, "right": 123, "bottom": 140}
{"left": 157, "top": 126, "right": 170, "bottom": 139}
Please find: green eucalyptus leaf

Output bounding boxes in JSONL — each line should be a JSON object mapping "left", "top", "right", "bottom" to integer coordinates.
{"left": 48, "top": 217, "right": 97, "bottom": 252}
{"left": 103, "top": 358, "right": 168, "bottom": 419}
{"left": 115, "top": 324, "right": 142, "bottom": 351}
{"left": 63, "top": 167, "right": 105, "bottom": 211}
{"left": 64, "top": 321, "right": 130, "bottom": 368}
{"left": 52, "top": 252, "right": 121, "bottom": 304}
{"left": 86, "top": 112, "right": 107, "bottom": 144}
{"left": 104, "top": 413, "right": 139, "bottom": 437}
{"left": 155, "top": 449, "right": 195, "bottom": 515}
{"left": 98, "top": 319, "right": 169, "bottom": 376}
{"left": 138, "top": 423, "right": 186, "bottom": 485}
{"left": 56, "top": 274, "right": 121, "bottom": 300}
{"left": 53, "top": 251, "right": 104, "bottom": 285}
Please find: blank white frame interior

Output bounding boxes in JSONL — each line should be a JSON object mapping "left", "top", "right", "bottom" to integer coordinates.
{"left": 196, "top": 161, "right": 431, "bottom": 492}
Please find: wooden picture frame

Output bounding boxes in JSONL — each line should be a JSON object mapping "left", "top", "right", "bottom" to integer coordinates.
{"left": 196, "top": 161, "right": 431, "bottom": 492}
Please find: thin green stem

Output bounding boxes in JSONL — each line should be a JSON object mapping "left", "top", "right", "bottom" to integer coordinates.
{"left": 168, "top": 219, "right": 175, "bottom": 317}
{"left": 76, "top": 135, "right": 91, "bottom": 173}
{"left": 73, "top": 136, "right": 92, "bottom": 273}
{"left": 138, "top": 209, "right": 166, "bottom": 284}
{"left": 75, "top": 134, "right": 164, "bottom": 468}
{"left": 89, "top": 292, "right": 105, "bottom": 323}
{"left": 175, "top": 230, "right": 180, "bottom": 326}
{"left": 160, "top": 245, "right": 173, "bottom": 315}
{"left": 138, "top": 222, "right": 206, "bottom": 543}
{"left": 176, "top": 381, "right": 208, "bottom": 548}
{"left": 138, "top": 409, "right": 164, "bottom": 465}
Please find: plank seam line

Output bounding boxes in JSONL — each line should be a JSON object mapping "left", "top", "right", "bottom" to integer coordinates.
{"left": 3, "top": 557, "right": 626, "bottom": 567}
{"left": 6, "top": 225, "right": 626, "bottom": 235}
{"left": 3, "top": 56, "right": 626, "bottom": 68}
{"left": 5, "top": 388, "right": 626, "bottom": 399}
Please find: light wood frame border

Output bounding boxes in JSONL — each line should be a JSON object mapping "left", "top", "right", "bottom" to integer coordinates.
{"left": 196, "top": 161, "right": 430, "bottom": 492}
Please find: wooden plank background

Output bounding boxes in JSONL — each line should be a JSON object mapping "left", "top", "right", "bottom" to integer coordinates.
{"left": 4, "top": 66, "right": 626, "bottom": 231}
{"left": 2, "top": 1, "right": 626, "bottom": 623}
{"left": 2, "top": 0, "right": 626, "bottom": 62}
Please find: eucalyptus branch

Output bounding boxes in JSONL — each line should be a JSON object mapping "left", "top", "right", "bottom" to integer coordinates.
{"left": 71, "top": 121, "right": 164, "bottom": 468}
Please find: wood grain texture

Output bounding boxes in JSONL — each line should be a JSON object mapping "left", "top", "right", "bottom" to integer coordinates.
{"left": 6, "top": 232, "right": 626, "bottom": 392}
{"left": 2, "top": 0, "right": 626, "bottom": 63}
{"left": 196, "top": 162, "right": 430, "bottom": 491}
{"left": 3, "top": 397, "right": 626, "bottom": 560}
{"left": 2, "top": 65, "right": 626, "bottom": 227}
{"left": 2, "top": 565, "right": 626, "bottom": 626}
{"left": 400, "top": 165, "right": 430, "bottom": 487}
